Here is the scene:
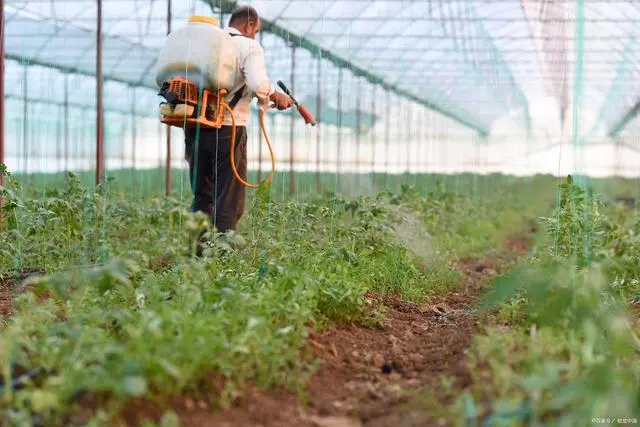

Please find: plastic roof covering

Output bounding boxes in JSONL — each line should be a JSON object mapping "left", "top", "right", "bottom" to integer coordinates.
{"left": 6, "top": 0, "right": 640, "bottom": 138}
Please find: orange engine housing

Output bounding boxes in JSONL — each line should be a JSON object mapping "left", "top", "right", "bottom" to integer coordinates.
{"left": 159, "top": 77, "right": 228, "bottom": 129}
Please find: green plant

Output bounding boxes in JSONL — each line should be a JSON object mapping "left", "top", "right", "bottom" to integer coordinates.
{"left": 463, "top": 176, "right": 640, "bottom": 426}
{"left": 0, "top": 169, "right": 570, "bottom": 425}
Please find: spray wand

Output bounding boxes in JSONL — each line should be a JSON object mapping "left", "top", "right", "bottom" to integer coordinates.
{"left": 277, "top": 80, "right": 317, "bottom": 126}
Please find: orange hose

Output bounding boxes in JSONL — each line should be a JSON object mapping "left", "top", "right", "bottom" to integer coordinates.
{"left": 223, "top": 102, "right": 276, "bottom": 189}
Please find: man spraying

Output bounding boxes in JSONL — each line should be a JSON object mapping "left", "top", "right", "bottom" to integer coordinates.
{"left": 182, "top": 6, "right": 293, "bottom": 256}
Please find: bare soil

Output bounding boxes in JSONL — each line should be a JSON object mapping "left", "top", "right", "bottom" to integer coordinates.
{"left": 0, "top": 268, "right": 47, "bottom": 322}
{"left": 504, "top": 235, "right": 532, "bottom": 257}
{"left": 0, "top": 276, "right": 15, "bottom": 319}
{"left": 164, "top": 257, "right": 504, "bottom": 427}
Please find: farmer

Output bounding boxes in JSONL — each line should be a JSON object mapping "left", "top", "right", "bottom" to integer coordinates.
{"left": 183, "top": 6, "right": 293, "bottom": 256}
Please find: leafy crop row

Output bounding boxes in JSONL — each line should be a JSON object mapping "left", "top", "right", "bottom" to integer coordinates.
{"left": 461, "top": 176, "right": 640, "bottom": 426}
{"left": 0, "top": 167, "right": 539, "bottom": 426}
{"left": 3, "top": 166, "right": 638, "bottom": 426}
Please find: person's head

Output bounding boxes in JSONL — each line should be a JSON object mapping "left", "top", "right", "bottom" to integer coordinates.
{"left": 228, "top": 6, "right": 261, "bottom": 39}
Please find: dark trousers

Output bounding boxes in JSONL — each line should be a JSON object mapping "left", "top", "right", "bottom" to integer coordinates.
{"left": 184, "top": 125, "right": 247, "bottom": 233}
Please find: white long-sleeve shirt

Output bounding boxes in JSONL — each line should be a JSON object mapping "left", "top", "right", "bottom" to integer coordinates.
{"left": 222, "top": 27, "right": 275, "bottom": 126}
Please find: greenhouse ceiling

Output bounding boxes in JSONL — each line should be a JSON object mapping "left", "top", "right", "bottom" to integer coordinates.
{"left": 5, "top": 0, "right": 640, "bottom": 138}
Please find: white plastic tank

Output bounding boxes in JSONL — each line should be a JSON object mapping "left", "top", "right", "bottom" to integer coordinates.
{"left": 155, "top": 15, "right": 238, "bottom": 91}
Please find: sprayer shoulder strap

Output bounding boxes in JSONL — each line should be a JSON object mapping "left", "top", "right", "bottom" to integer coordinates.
{"left": 228, "top": 85, "right": 246, "bottom": 110}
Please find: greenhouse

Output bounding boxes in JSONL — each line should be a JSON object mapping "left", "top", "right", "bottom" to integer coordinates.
{"left": 1, "top": 1, "right": 639, "bottom": 426}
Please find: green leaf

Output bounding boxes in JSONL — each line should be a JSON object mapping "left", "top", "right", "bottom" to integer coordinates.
{"left": 546, "top": 380, "right": 587, "bottom": 411}
{"left": 28, "top": 389, "right": 59, "bottom": 412}
{"left": 276, "top": 325, "right": 294, "bottom": 335}
{"left": 122, "top": 376, "right": 148, "bottom": 397}
{"left": 247, "top": 317, "right": 261, "bottom": 330}
{"left": 460, "top": 392, "right": 478, "bottom": 424}
{"left": 159, "top": 411, "right": 181, "bottom": 427}
{"left": 159, "top": 359, "right": 183, "bottom": 382}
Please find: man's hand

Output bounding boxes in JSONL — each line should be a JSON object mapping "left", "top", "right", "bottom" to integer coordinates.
{"left": 269, "top": 91, "right": 294, "bottom": 110}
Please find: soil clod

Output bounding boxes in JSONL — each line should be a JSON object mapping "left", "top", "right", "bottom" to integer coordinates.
{"left": 380, "top": 361, "right": 402, "bottom": 375}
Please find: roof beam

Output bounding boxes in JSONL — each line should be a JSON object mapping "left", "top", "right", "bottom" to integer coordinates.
{"left": 273, "top": 17, "right": 640, "bottom": 23}
{"left": 608, "top": 98, "right": 640, "bottom": 138}
{"left": 4, "top": 93, "right": 157, "bottom": 117}
{"left": 206, "top": 0, "right": 489, "bottom": 136}
{"left": 6, "top": 54, "right": 155, "bottom": 89}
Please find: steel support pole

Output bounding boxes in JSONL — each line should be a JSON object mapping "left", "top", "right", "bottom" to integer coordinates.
{"left": 131, "top": 86, "right": 137, "bottom": 189}
{"left": 315, "top": 56, "right": 322, "bottom": 192}
{"left": 96, "top": 0, "right": 104, "bottom": 186}
{"left": 356, "top": 77, "right": 361, "bottom": 183}
{"left": 336, "top": 68, "right": 343, "bottom": 180}
{"left": 257, "top": 31, "right": 264, "bottom": 183}
{"left": 417, "top": 106, "right": 424, "bottom": 188}
{"left": 56, "top": 103, "right": 62, "bottom": 172}
{"left": 119, "top": 112, "right": 126, "bottom": 171}
{"left": 64, "top": 74, "right": 69, "bottom": 174}
{"left": 384, "top": 89, "right": 390, "bottom": 183}
{"left": 165, "top": 0, "right": 172, "bottom": 196}
{"left": 371, "top": 85, "right": 376, "bottom": 182}
{"left": 0, "top": 0, "right": 5, "bottom": 219}
{"left": 418, "top": 108, "right": 423, "bottom": 183}
{"left": 0, "top": 0, "right": 4, "bottom": 178}
{"left": 421, "top": 108, "right": 426, "bottom": 177}
{"left": 397, "top": 97, "right": 403, "bottom": 190}
{"left": 23, "top": 64, "right": 28, "bottom": 183}
{"left": 406, "top": 101, "right": 411, "bottom": 176}
{"left": 289, "top": 44, "right": 296, "bottom": 194}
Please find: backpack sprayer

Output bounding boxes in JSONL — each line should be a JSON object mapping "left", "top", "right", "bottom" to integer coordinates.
{"left": 155, "top": 16, "right": 316, "bottom": 189}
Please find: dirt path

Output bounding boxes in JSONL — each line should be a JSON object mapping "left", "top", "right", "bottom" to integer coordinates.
{"left": 1, "top": 269, "right": 44, "bottom": 322}
{"left": 185, "top": 229, "right": 535, "bottom": 427}
{"left": 302, "top": 289, "right": 481, "bottom": 427}
{"left": 0, "top": 277, "right": 15, "bottom": 320}
{"left": 173, "top": 253, "right": 520, "bottom": 427}
{"left": 123, "top": 265, "right": 484, "bottom": 427}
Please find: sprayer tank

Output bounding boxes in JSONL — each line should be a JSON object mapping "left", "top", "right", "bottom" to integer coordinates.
{"left": 155, "top": 16, "right": 238, "bottom": 91}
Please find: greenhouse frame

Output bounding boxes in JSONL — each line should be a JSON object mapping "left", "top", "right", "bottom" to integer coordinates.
{"left": 2, "top": 2, "right": 640, "bottom": 426}
{"left": 3, "top": 0, "right": 640, "bottom": 196}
